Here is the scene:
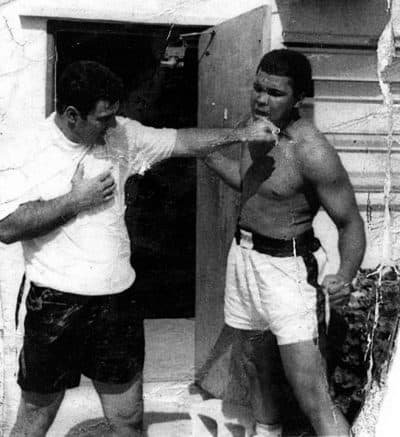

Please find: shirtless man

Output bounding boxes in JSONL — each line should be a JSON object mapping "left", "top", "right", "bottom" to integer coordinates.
{"left": 204, "top": 49, "right": 365, "bottom": 437}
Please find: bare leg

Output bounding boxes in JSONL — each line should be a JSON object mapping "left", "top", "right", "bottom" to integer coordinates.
{"left": 10, "top": 390, "right": 65, "bottom": 437}
{"left": 279, "top": 340, "right": 349, "bottom": 437}
{"left": 93, "top": 372, "right": 143, "bottom": 437}
{"left": 231, "top": 329, "right": 282, "bottom": 426}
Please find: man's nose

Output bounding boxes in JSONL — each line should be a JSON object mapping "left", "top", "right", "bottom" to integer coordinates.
{"left": 256, "top": 93, "right": 269, "bottom": 106}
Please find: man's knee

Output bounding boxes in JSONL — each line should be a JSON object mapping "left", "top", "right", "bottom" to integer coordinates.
{"left": 292, "top": 374, "right": 331, "bottom": 415}
{"left": 108, "top": 397, "right": 143, "bottom": 429}
{"left": 101, "top": 395, "right": 143, "bottom": 437}
{"left": 18, "top": 390, "right": 65, "bottom": 421}
{"left": 22, "top": 390, "right": 64, "bottom": 409}
{"left": 95, "top": 375, "right": 144, "bottom": 435}
{"left": 11, "top": 391, "right": 64, "bottom": 437}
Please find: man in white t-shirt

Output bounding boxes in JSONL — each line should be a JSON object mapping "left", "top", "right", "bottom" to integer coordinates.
{"left": 0, "top": 61, "right": 275, "bottom": 437}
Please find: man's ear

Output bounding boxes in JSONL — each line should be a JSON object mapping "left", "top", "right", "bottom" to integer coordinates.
{"left": 65, "top": 106, "right": 80, "bottom": 123}
{"left": 294, "top": 92, "right": 306, "bottom": 108}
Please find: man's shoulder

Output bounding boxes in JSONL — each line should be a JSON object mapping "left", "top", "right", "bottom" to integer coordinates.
{"left": 114, "top": 116, "right": 174, "bottom": 134}
{"left": 111, "top": 116, "right": 176, "bottom": 147}
{"left": 290, "top": 119, "right": 343, "bottom": 180}
{"left": 110, "top": 116, "right": 147, "bottom": 142}
{"left": 288, "top": 117, "right": 322, "bottom": 144}
{"left": 291, "top": 120, "right": 333, "bottom": 158}
{"left": 107, "top": 117, "right": 142, "bottom": 152}
{"left": 115, "top": 116, "right": 143, "bottom": 131}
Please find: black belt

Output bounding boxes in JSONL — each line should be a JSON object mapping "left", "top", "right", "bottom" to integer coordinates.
{"left": 235, "top": 226, "right": 321, "bottom": 257}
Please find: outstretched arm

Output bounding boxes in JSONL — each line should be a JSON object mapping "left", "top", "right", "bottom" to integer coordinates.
{"left": 299, "top": 137, "right": 366, "bottom": 304}
{"left": 172, "top": 118, "right": 276, "bottom": 158}
{"left": 0, "top": 164, "right": 115, "bottom": 244}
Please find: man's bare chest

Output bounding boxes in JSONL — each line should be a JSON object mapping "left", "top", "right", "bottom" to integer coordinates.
{"left": 240, "top": 142, "right": 303, "bottom": 201}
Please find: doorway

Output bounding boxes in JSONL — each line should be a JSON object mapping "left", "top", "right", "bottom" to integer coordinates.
{"left": 49, "top": 20, "right": 205, "bottom": 318}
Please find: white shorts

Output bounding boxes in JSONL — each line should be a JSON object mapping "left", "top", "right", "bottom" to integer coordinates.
{"left": 224, "top": 229, "right": 328, "bottom": 345}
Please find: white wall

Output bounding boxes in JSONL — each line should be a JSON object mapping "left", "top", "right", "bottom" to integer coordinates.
{"left": 17, "top": 0, "right": 275, "bottom": 26}
{"left": 0, "top": 9, "right": 49, "bottom": 431}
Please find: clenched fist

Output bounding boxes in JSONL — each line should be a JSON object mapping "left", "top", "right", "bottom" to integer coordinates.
{"left": 243, "top": 117, "right": 279, "bottom": 160}
{"left": 321, "top": 273, "right": 352, "bottom": 309}
{"left": 242, "top": 117, "right": 280, "bottom": 145}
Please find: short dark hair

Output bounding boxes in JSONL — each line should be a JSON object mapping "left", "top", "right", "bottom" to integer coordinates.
{"left": 257, "top": 49, "right": 314, "bottom": 98}
{"left": 56, "top": 61, "right": 124, "bottom": 118}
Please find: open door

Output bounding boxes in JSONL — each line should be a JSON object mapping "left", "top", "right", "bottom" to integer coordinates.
{"left": 195, "top": 6, "right": 272, "bottom": 372}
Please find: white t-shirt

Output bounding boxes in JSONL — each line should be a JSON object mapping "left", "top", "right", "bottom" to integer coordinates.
{"left": 0, "top": 114, "right": 177, "bottom": 295}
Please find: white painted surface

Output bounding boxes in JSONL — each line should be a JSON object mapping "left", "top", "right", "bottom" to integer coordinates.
{"left": 17, "top": 0, "right": 276, "bottom": 26}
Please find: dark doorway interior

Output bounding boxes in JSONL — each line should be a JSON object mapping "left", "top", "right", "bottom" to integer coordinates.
{"left": 51, "top": 21, "right": 204, "bottom": 318}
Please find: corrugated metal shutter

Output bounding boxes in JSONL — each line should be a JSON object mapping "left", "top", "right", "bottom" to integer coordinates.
{"left": 294, "top": 46, "right": 400, "bottom": 207}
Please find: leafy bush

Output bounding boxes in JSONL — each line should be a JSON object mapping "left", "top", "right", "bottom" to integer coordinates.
{"left": 327, "top": 268, "right": 400, "bottom": 422}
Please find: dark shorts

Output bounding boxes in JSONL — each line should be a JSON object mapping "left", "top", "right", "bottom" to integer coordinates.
{"left": 18, "top": 282, "right": 145, "bottom": 393}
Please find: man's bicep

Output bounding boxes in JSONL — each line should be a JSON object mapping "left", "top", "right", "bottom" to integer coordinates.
{"left": 316, "top": 172, "right": 359, "bottom": 227}
{"left": 304, "top": 143, "right": 359, "bottom": 225}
